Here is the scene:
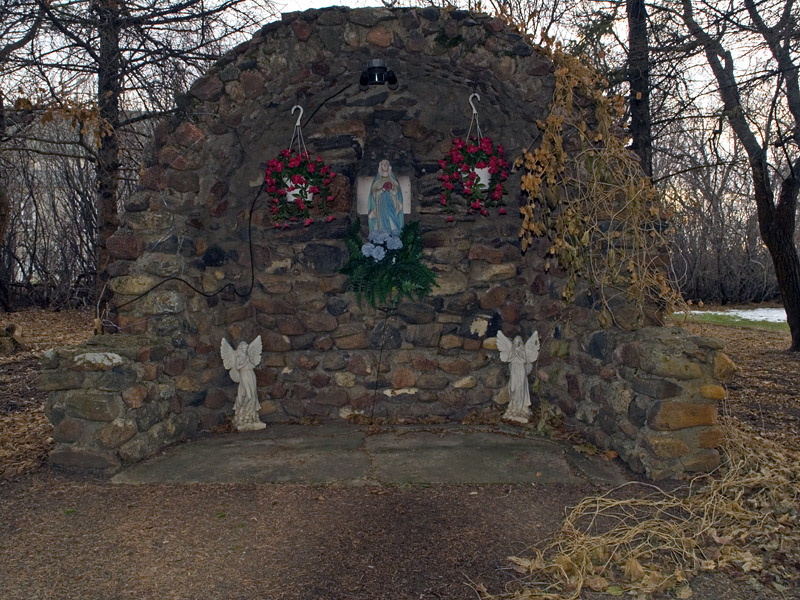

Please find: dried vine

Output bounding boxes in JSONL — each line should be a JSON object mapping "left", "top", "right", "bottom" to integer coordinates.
{"left": 490, "top": 419, "right": 800, "bottom": 599}
{"left": 518, "top": 40, "right": 682, "bottom": 323}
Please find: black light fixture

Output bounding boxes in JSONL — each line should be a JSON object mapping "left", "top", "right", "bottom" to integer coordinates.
{"left": 359, "top": 59, "right": 398, "bottom": 91}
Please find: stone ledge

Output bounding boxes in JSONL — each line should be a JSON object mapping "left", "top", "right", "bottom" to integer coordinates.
{"left": 648, "top": 401, "right": 717, "bottom": 431}
{"left": 49, "top": 446, "right": 121, "bottom": 472}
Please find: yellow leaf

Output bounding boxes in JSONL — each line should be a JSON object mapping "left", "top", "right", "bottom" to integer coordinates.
{"left": 737, "top": 550, "right": 763, "bottom": 572}
{"left": 698, "top": 559, "right": 716, "bottom": 571}
{"left": 590, "top": 543, "right": 609, "bottom": 563}
{"left": 710, "top": 529, "right": 732, "bottom": 545}
{"left": 641, "top": 571, "right": 662, "bottom": 591}
{"left": 586, "top": 576, "right": 609, "bottom": 591}
{"left": 624, "top": 557, "right": 645, "bottom": 581}
{"left": 552, "top": 554, "right": 576, "bottom": 579}
{"left": 508, "top": 555, "right": 539, "bottom": 573}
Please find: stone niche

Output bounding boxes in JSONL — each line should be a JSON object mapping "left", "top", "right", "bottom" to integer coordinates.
{"left": 40, "top": 6, "right": 734, "bottom": 479}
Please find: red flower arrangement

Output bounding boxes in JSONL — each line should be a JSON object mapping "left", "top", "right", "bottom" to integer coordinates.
{"left": 438, "top": 136, "right": 510, "bottom": 216}
{"left": 264, "top": 149, "right": 337, "bottom": 227}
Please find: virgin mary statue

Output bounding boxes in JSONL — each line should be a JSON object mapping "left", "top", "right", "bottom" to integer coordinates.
{"left": 368, "top": 159, "right": 404, "bottom": 233}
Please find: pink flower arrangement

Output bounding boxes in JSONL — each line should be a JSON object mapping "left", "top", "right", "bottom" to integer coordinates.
{"left": 264, "top": 149, "right": 337, "bottom": 226}
{"left": 438, "top": 136, "right": 510, "bottom": 216}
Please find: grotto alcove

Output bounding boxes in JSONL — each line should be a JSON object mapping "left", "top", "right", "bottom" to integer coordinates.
{"left": 40, "top": 6, "right": 734, "bottom": 480}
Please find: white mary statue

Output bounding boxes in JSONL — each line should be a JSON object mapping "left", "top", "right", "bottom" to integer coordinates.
{"left": 220, "top": 335, "right": 266, "bottom": 431}
{"left": 496, "top": 330, "right": 540, "bottom": 423}
{"left": 368, "top": 159, "right": 404, "bottom": 233}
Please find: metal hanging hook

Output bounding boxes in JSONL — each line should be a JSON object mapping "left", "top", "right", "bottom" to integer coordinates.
{"left": 289, "top": 105, "right": 308, "bottom": 156}
{"left": 291, "top": 104, "right": 304, "bottom": 128}
{"left": 468, "top": 93, "right": 480, "bottom": 116}
{"left": 467, "top": 94, "right": 482, "bottom": 141}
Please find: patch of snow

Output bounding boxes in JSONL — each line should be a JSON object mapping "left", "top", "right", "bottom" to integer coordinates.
{"left": 690, "top": 307, "right": 787, "bottom": 323}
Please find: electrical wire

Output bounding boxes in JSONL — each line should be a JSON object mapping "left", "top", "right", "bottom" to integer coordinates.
{"left": 111, "top": 181, "right": 263, "bottom": 313}
{"left": 109, "top": 82, "right": 355, "bottom": 321}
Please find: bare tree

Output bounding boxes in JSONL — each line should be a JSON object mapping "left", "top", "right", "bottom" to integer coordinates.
{"left": 2, "top": 117, "right": 97, "bottom": 307}
{"left": 0, "top": 0, "right": 45, "bottom": 310}
{"left": 0, "top": 0, "right": 275, "bottom": 308}
{"left": 627, "top": 0, "right": 652, "bottom": 176}
{"left": 564, "top": 0, "right": 799, "bottom": 318}
{"left": 660, "top": 120, "right": 780, "bottom": 302}
{"left": 41, "top": 0, "right": 273, "bottom": 298}
{"left": 679, "top": 0, "right": 800, "bottom": 349}
{"left": 485, "top": 0, "right": 576, "bottom": 41}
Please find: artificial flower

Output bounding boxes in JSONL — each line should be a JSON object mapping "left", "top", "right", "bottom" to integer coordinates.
{"left": 438, "top": 135, "right": 509, "bottom": 215}
{"left": 264, "top": 149, "right": 337, "bottom": 226}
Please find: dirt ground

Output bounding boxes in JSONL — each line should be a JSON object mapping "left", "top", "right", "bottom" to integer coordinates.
{"left": 679, "top": 318, "right": 800, "bottom": 450}
{"left": 0, "top": 308, "right": 798, "bottom": 600}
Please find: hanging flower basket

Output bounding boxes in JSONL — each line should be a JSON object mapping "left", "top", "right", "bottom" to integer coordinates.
{"left": 438, "top": 136, "right": 510, "bottom": 216}
{"left": 264, "top": 149, "right": 336, "bottom": 227}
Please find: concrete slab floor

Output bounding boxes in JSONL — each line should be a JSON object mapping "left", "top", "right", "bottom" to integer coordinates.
{"left": 111, "top": 424, "right": 633, "bottom": 487}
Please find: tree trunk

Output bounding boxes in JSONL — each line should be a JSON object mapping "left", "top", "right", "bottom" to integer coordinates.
{"left": 0, "top": 184, "right": 10, "bottom": 312}
{"left": 680, "top": 0, "right": 800, "bottom": 350}
{"left": 0, "top": 92, "right": 11, "bottom": 311}
{"left": 755, "top": 163, "right": 800, "bottom": 350}
{"left": 627, "top": 0, "right": 652, "bottom": 177}
{"left": 95, "top": 0, "right": 121, "bottom": 306}
{"left": 770, "top": 235, "right": 800, "bottom": 350}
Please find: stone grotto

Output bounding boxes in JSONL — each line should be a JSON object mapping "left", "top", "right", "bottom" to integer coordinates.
{"left": 39, "top": 6, "right": 735, "bottom": 480}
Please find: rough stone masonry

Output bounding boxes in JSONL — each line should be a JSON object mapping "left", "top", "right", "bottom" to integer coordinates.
{"left": 40, "top": 6, "right": 735, "bottom": 479}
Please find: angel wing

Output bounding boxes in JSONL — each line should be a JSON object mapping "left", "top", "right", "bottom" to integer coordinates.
{"left": 220, "top": 338, "right": 237, "bottom": 370}
{"left": 525, "top": 331, "right": 540, "bottom": 364}
{"left": 220, "top": 338, "right": 241, "bottom": 382}
{"left": 496, "top": 330, "right": 513, "bottom": 363}
{"left": 247, "top": 335, "right": 263, "bottom": 368}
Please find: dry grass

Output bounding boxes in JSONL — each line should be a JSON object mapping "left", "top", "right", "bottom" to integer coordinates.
{"left": 0, "top": 307, "right": 94, "bottom": 352}
{"left": 0, "top": 407, "right": 54, "bottom": 479}
{"left": 497, "top": 421, "right": 799, "bottom": 599}
{"left": 0, "top": 308, "right": 93, "bottom": 479}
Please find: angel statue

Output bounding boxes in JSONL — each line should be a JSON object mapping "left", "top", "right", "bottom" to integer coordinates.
{"left": 220, "top": 335, "right": 266, "bottom": 431}
{"left": 496, "top": 330, "right": 540, "bottom": 424}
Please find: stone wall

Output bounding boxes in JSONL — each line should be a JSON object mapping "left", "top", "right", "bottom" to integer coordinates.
{"left": 41, "top": 336, "right": 199, "bottom": 471}
{"left": 42, "top": 6, "right": 734, "bottom": 479}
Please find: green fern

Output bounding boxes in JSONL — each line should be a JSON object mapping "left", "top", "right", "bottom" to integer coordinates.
{"left": 340, "top": 221, "right": 437, "bottom": 309}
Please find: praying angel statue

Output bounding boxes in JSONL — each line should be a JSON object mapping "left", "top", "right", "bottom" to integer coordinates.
{"left": 496, "top": 330, "right": 540, "bottom": 424}
{"left": 220, "top": 335, "right": 265, "bottom": 431}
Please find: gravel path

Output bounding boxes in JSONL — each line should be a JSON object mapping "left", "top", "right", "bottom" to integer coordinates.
{"left": 1, "top": 473, "right": 590, "bottom": 600}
